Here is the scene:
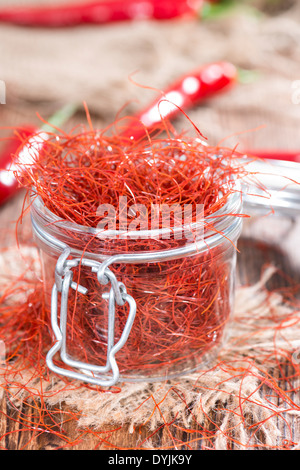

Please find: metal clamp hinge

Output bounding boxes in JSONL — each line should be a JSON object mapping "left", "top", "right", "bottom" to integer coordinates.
{"left": 46, "top": 248, "right": 137, "bottom": 387}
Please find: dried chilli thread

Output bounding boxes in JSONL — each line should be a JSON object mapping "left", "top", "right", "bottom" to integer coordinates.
{"left": 15, "top": 125, "right": 251, "bottom": 377}
{"left": 18, "top": 129, "right": 248, "bottom": 230}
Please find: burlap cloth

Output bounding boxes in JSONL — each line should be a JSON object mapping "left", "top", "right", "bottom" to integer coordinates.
{"left": 0, "top": 0, "right": 300, "bottom": 450}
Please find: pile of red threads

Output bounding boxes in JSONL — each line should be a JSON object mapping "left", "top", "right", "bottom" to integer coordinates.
{"left": 17, "top": 122, "right": 250, "bottom": 380}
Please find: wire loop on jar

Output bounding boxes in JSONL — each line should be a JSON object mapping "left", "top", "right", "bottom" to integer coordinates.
{"left": 46, "top": 245, "right": 137, "bottom": 387}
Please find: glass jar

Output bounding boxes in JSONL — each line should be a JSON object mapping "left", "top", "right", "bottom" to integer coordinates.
{"left": 31, "top": 190, "right": 243, "bottom": 386}
{"left": 240, "top": 158, "right": 300, "bottom": 287}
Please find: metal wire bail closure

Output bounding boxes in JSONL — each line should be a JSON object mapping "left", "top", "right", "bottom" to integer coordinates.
{"left": 46, "top": 247, "right": 137, "bottom": 387}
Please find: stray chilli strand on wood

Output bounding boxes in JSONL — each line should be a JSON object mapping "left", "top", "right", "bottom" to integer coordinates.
{"left": 15, "top": 113, "right": 250, "bottom": 382}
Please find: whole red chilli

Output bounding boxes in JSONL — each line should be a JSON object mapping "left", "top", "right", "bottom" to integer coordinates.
{"left": 0, "top": 0, "right": 204, "bottom": 27}
{"left": 121, "top": 61, "right": 238, "bottom": 141}
{"left": 0, "top": 127, "right": 37, "bottom": 205}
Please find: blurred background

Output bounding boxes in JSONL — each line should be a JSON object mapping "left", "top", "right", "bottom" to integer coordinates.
{"left": 0, "top": 0, "right": 299, "bottom": 147}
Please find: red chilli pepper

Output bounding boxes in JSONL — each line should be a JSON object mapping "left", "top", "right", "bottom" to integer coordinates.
{"left": 0, "top": 127, "right": 38, "bottom": 205}
{"left": 0, "top": 0, "right": 203, "bottom": 27}
{"left": 242, "top": 150, "right": 300, "bottom": 164}
{"left": 121, "top": 61, "right": 238, "bottom": 140}
{"left": 122, "top": 63, "right": 300, "bottom": 167}
{"left": 0, "top": 104, "right": 78, "bottom": 206}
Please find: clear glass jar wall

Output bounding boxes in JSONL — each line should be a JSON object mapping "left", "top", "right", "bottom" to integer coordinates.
{"left": 31, "top": 193, "right": 242, "bottom": 382}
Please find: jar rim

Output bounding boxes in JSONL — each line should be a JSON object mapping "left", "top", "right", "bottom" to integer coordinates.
{"left": 31, "top": 183, "right": 243, "bottom": 261}
{"left": 31, "top": 182, "right": 242, "bottom": 240}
